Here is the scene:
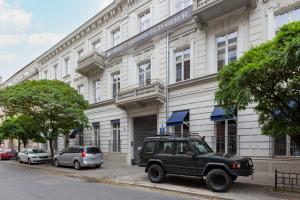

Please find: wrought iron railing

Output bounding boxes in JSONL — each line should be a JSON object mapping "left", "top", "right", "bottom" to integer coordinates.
{"left": 275, "top": 170, "right": 300, "bottom": 193}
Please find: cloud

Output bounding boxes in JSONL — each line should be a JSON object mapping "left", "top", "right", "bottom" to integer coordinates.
{"left": 99, "top": 0, "right": 113, "bottom": 11}
{"left": 0, "top": 53, "right": 16, "bottom": 62}
{"left": 0, "top": 34, "right": 26, "bottom": 47}
{"left": 0, "top": 0, "right": 32, "bottom": 32}
{"left": 27, "top": 33, "right": 65, "bottom": 46}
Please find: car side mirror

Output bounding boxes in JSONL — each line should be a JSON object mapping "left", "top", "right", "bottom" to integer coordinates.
{"left": 187, "top": 151, "right": 196, "bottom": 157}
{"left": 59, "top": 152, "right": 63, "bottom": 155}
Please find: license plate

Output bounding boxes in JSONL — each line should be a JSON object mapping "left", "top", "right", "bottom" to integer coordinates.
{"left": 90, "top": 158, "right": 94, "bottom": 160}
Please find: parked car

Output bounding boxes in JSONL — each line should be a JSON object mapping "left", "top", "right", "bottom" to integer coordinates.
{"left": 53, "top": 146, "right": 103, "bottom": 170}
{"left": 138, "top": 134, "right": 254, "bottom": 192}
{"left": 17, "top": 148, "right": 51, "bottom": 164}
{"left": 0, "top": 149, "right": 16, "bottom": 160}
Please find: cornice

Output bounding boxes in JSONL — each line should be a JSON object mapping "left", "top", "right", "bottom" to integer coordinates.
{"left": 168, "top": 73, "right": 218, "bottom": 91}
{"left": 37, "top": 0, "right": 139, "bottom": 65}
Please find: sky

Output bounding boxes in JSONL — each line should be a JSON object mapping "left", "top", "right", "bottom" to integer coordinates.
{"left": 0, "top": 0, "right": 113, "bottom": 82}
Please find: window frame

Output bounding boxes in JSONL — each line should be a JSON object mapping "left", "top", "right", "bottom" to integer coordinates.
{"left": 93, "top": 80, "right": 101, "bottom": 103}
{"left": 53, "top": 64, "right": 58, "bottom": 80}
{"left": 175, "top": 48, "right": 191, "bottom": 82}
{"left": 64, "top": 57, "right": 70, "bottom": 76}
{"left": 157, "top": 141, "right": 175, "bottom": 155}
{"left": 112, "top": 72, "right": 121, "bottom": 98}
{"left": 175, "top": 0, "right": 192, "bottom": 13}
{"left": 112, "top": 120, "right": 121, "bottom": 153}
{"left": 139, "top": 9, "right": 151, "bottom": 32}
{"left": 274, "top": 7, "right": 300, "bottom": 33}
{"left": 216, "top": 30, "right": 238, "bottom": 71}
{"left": 138, "top": 61, "right": 151, "bottom": 86}
{"left": 112, "top": 28, "right": 121, "bottom": 47}
{"left": 77, "top": 84, "right": 84, "bottom": 96}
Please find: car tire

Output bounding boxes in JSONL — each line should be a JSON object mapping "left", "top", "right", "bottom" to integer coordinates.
{"left": 95, "top": 164, "right": 101, "bottom": 169}
{"left": 231, "top": 175, "right": 237, "bottom": 182}
{"left": 74, "top": 161, "right": 81, "bottom": 170}
{"left": 28, "top": 158, "right": 32, "bottom": 165}
{"left": 54, "top": 159, "right": 60, "bottom": 168}
{"left": 148, "top": 164, "right": 165, "bottom": 183}
{"left": 206, "top": 169, "right": 233, "bottom": 192}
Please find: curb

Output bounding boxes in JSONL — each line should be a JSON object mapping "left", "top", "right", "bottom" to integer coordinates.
{"left": 0, "top": 161, "right": 233, "bottom": 200}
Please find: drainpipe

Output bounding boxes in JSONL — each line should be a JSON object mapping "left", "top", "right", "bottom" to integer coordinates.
{"left": 165, "top": 0, "right": 170, "bottom": 134}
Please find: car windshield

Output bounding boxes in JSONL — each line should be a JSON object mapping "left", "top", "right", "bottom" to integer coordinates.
{"left": 190, "top": 140, "right": 213, "bottom": 154}
{"left": 28, "top": 149, "right": 47, "bottom": 154}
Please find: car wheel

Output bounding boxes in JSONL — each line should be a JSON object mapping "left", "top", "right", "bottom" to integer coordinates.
{"left": 95, "top": 164, "right": 101, "bottom": 169}
{"left": 28, "top": 158, "right": 32, "bottom": 165}
{"left": 206, "top": 169, "right": 233, "bottom": 192}
{"left": 148, "top": 164, "right": 165, "bottom": 183}
{"left": 54, "top": 159, "right": 60, "bottom": 168}
{"left": 74, "top": 161, "right": 81, "bottom": 170}
{"left": 231, "top": 175, "right": 237, "bottom": 182}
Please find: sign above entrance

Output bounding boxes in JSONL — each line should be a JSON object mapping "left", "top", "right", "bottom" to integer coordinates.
{"left": 105, "top": 6, "right": 193, "bottom": 59}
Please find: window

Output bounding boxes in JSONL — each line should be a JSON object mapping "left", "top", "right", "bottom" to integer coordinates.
{"left": 175, "top": 48, "right": 190, "bottom": 82}
{"left": 142, "top": 142, "right": 156, "bottom": 154}
{"left": 112, "top": 73, "right": 120, "bottom": 98}
{"left": 94, "top": 80, "right": 101, "bottom": 103}
{"left": 112, "top": 120, "right": 121, "bottom": 153}
{"left": 158, "top": 142, "right": 174, "bottom": 154}
{"left": 175, "top": 142, "right": 189, "bottom": 154}
{"left": 64, "top": 57, "right": 70, "bottom": 76}
{"left": 93, "top": 122, "right": 100, "bottom": 148}
{"left": 190, "top": 141, "right": 212, "bottom": 154}
{"left": 275, "top": 8, "right": 300, "bottom": 32}
{"left": 53, "top": 64, "right": 58, "bottom": 80}
{"left": 139, "top": 9, "right": 151, "bottom": 32}
{"left": 274, "top": 135, "right": 300, "bottom": 156}
{"left": 43, "top": 70, "right": 48, "bottom": 80}
{"left": 175, "top": 0, "right": 192, "bottom": 13}
{"left": 215, "top": 120, "right": 237, "bottom": 154}
{"left": 77, "top": 49, "right": 84, "bottom": 58}
{"left": 112, "top": 29, "right": 121, "bottom": 47}
{"left": 138, "top": 62, "right": 151, "bottom": 86}
{"left": 174, "top": 110, "right": 190, "bottom": 134}
{"left": 92, "top": 39, "right": 101, "bottom": 50}
{"left": 216, "top": 30, "right": 237, "bottom": 71}
{"left": 77, "top": 85, "right": 84, "bottom": 96}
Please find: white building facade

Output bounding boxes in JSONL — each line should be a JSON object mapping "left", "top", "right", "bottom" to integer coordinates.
{"left": 4, "top": 0, "right": 298, "bottom": 164}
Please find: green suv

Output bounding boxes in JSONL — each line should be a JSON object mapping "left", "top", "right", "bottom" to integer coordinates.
{"left": 138, "top": 134, "right": 253, "bottom": 192}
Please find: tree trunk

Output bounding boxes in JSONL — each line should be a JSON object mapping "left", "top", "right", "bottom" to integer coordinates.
{"left": 17, "top": 137, "right": 21, "bottom": 152}
{"left": 22, "top": 139, "right": 27, "bottom": 149}
{"left": 49, "top": 139, "right": 54, "bottom": 165}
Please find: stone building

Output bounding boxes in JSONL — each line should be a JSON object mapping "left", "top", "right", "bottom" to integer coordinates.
{"left": 2, "top": 0, "right": 300, "bottom": 164}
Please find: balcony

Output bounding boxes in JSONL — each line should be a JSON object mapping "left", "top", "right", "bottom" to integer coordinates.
{"left": 193, "top": 0, "right": 257, "bottom": 28}
{"left": 116, "top": 80, "right": 165, "bottom": 108}
{"left": 76, "top": 50, "right": 105, "bottom": 76}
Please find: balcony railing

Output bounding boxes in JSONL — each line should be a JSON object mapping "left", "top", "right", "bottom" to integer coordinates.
{"left": 193, "top": 0, "right": 257, "bottom": 28}
{"left": 76, "top": 50, "right": 105, "bottom": 76}
{"left": 116, "top": 79, "right": 165, "bottom": 108}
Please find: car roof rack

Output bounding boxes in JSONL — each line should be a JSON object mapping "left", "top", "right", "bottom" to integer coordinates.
{"left": 146, "top": 132, "right": 205, "bottom": 141}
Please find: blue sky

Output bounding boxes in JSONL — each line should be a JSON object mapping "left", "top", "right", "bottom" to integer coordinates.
{"left": 0, "top": 0, "right": 113, "bottom": 82}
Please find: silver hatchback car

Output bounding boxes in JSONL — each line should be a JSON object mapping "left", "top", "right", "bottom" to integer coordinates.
{"left": 53, "top": 146, "right": 103, "bottom": 170}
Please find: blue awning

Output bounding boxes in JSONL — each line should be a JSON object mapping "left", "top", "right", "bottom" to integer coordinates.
{"left": 167, "top": 111, "right": 189, "bottom": 126}
{"left": 70, "top": 128, "right": 82, "bottom": 139}
{"left": 210, "top": 107, "right": 234, "bottom": 121}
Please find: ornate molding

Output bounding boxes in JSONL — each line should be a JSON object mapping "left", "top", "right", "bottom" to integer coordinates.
{"left": 170, "top": 33, "right": 194, "bottom": 51}
{"left": 134, "top": 48, "right": 153, "bottom": 64}
{"left": 38, "top": 0, "right": 139, "bottom": 65}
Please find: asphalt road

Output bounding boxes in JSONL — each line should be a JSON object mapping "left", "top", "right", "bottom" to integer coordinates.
{"left": 0, "top": 163, "right": 198, "bottom": 200}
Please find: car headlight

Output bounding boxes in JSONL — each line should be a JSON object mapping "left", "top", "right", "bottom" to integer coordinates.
{"left": 232, "top": 162, "right": 241, "bottom": 169}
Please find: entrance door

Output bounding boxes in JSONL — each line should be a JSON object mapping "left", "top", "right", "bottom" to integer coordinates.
{"left": 133, "top": 115, "right": 157, "bottom": 164}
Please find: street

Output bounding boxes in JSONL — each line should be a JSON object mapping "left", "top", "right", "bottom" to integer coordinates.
{"left": 0, "top": 163, "right": 198, "bottom": 200}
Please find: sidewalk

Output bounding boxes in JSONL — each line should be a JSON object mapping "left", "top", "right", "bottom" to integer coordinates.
{"left": 0, "top": 160, "right": 298, "bottom": 200}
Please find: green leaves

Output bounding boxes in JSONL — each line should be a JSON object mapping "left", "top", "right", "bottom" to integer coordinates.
{"left": 216, "top": 21, "right": 300, "bottom": 138}
{"left": 0, "top": 80, "right": 89, "bottom": 159}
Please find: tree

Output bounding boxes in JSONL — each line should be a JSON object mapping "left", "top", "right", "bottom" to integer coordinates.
{"left": 0, "top": 116, "right": 44, "bottom": 151}
{"left": 215, "top": 21, "right": 300, "bottom": 145}
{"left": 0, "top": 80, "right": 89, "bottom": 163}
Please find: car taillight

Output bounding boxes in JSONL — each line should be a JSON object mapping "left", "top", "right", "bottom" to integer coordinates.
{"left": 81, "top": 151, "right": 86, "bottom": 158}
